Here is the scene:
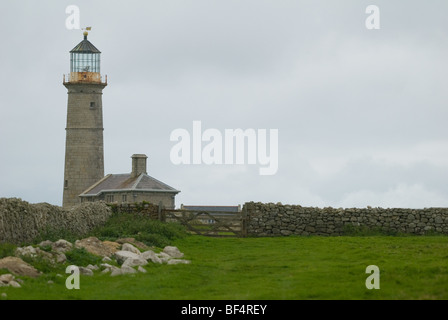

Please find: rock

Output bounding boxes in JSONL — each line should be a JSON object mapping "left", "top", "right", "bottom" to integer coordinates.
{"left": 55, "top": 253, "right": 67, "bottom": 264}
{"left": 102, "top": 241, "right": 121, "bottom": 253}
{"left": 8, "top": 280, "right": 21, "bottom": 288}
{"left": 138, "top": 266, "right": 147, "bottom": 273}
{"left": 167, "top": 259, "right": 191, "bottom": 265}
{"left": 102, "top": 256, "right": 112, "bottom": 262}
{"left": 75, "top": 237, "right": 116, "bottom": 257}
{"left": 0, "top": 257, "right": 41, "bottom": 278}
{"left": 86, "top": 264, "right": 99, "bottom": 271}
{"left": 163, "top": 246, "right": 184, "bottom": 258}
{"left": 110, "top": 268, "right": 122, "bottom": 277}
{"left": 122, "top": 257, "right": 148, "bottom": 268}
{"left": 122, "top": 243, "right": 141, "bottom": 255}
{"left": 47, "top": 280, "right": 54, "bottom": 285}
{"left": 52, "top": 239, "right": 73, "bottom": 253}
{"left": 0, "top": 274, "right": 14, "bottom": 284}
{"left": 78, "top": 267, "right": 94, "bottom": 276}
{"left": 1, "top": 293, "right": 6, "bottom": 299}
{"left": 15, "top": 246, "right": 38, "bottom": 258}
{"left": 114, "top": 250, "right": 141, "bottom": 265}
{"left": 116, "top": 238, "right": 149, "bottom": 250}
{"left": 38, "top": 240, "right": 53, "bottom": 248}
{"left": 141, "top": 250, "right": 162, "bottom": 264}
{"left": 101, "top": 264, "right": 120, "bottom": 275}
{"left": 156, "top": 252, "right": 172, "bottom": 263}
{"left": 120, "top": 266, "right": 137, "bottom": 275}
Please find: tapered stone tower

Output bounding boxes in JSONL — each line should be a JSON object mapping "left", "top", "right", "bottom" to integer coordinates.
{"left": 62, "top": 31, "right": 107, "bottom": 208}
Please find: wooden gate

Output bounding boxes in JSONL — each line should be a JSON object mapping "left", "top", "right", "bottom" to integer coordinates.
{"left": 161, "top": 207, "right": 247, "bottom": 237}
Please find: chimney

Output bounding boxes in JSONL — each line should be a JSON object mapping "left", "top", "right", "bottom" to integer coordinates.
{"left": 131, "top": 154, "right": 148, "bottom": 178}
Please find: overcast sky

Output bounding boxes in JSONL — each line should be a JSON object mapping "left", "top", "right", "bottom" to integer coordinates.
{"left": 0, "top": 0, "right": 447, "bottom": 209}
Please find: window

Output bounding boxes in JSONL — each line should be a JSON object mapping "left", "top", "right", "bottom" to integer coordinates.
{"left": 106, "top": 195, "right": 115, "bottom": 203}
{"left": 122, "top": 194, "right": 127, "bottom": 203}
{"left": 90, "top": 102, "right": 95, "bottom": 109}
{"left": 64, "top": 180, "right": 68, "bottom": 188}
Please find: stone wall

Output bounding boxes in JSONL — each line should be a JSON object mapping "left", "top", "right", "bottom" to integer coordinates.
{"left": 0, "top": 198, "right": 112, "bottom": 245}
{"left": 109, "top": 202, "right": 160, "bottom": 220}
{"left": 244, "top": 202, "right": 448, "bottom": 236}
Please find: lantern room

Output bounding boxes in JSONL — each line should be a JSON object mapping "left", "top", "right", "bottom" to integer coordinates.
{"left": 65, "top": 31, "right": 105, "bottom": 84}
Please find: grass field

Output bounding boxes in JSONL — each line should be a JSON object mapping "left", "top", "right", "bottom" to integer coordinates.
{"left": 1, "top": 234, "right": 448, "bottom": 300}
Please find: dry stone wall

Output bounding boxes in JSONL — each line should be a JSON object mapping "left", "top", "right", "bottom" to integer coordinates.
{"left": 0, "top": 198, "right": 112, "bottom": 245}
{"left": 244, "top": 202, "right": 448, "bottom": 236}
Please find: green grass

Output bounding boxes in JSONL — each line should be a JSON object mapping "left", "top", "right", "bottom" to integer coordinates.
{"left": 1, "top": 235, "right": 448, "bottom": 300}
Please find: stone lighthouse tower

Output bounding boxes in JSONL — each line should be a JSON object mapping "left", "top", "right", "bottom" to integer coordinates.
{"left": 62, "top": 30, "right": 107, "bottom": 208}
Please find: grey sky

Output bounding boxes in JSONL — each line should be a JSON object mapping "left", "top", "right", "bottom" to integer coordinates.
{"left": 0, "top": 0, "right": 447, "bottom": 208}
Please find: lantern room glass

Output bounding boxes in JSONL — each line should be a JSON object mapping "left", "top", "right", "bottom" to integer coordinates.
{"left": 70, "top": 52, "right": 100, "bottom": 73}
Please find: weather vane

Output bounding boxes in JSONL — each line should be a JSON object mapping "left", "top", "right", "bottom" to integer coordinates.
{"left": 81, "top": 26, "right": 92, "bottom": 37}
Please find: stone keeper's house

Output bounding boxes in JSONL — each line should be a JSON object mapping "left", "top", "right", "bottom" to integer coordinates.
{"left": 79, "top": 154, "right": 180, "bottom": 209}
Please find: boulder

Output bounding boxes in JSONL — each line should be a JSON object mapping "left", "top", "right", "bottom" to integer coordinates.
{"left": 0, "top": 257, "right": 41, "bottom": 278}
{"left": 15, "top": 246, "right": 38, "bottom": 258}
{"left": 38, "top": 240, "right": 53, "bottom": 248}
{"left": 122, "top": 243, "right": 141, "bottom": 255}
{"left": 8, "top": 281, "right": 21, "bottom": 288}
{"left": 52, "top": 239, "right": 73, "bottom": 253}
{"left": 163, "top": 246, "right": 184, "bottom": 258}
{"left": 114, "top": 250, "right": 141, "bottom": 265}
{"left": 122, "top": 257, "right": 148, "bottom": 268}
{"left": 0, "top": 274, "right": 14, "bottom": 284}
{"left": 75, "top": 237, "right": 116, "bottom": 257}
{"left": 156, "top": 252, "right": 172, "bottom": 263}
{"left": 116, "top": 238, "right": 149, "bottom": 250}
{"left": 102, "top": 241, "right": 121, "bottom": 253}
{"left": 78, "top": 267, "right": 94, "bottom": 276}
{"left": 120, "top": 266, "right": 137, "bottom": 275}
{"left": 137, "top": 266, "right": 147, "bottom": 273}
{"left": 55, "top": 253, "right": 67, "bottom": 264}
{"left": 141, "top": 250, "right": 162, "bottom": 264}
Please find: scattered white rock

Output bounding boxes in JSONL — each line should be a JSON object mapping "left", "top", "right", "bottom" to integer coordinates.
{"left": 110, "top": 268, "right": 122, "bottom": 277}
{"left": 122, "top": 243, "right": 141, "bottom": 255}
{"left": 8, "top": 281, "right": 21, "bottom": 288}
{"left": 122, "top": 257, "right": 148, "bottom": 268}
{"left": 102, "top": 256, "right": 112, "bottom": 262}
{"left": 15, "top": 246, "right": 38, "bottom": 258}
{"left": 55, "top": 253, "right": 67, "bottom": 264}
{"left": 163, "top": 246, "right": 184, "bottom": 258}
{"left": 78, "top": 267, "right": 94, "bottom": 276}
{"left": 120, "top": 266, "right": 137, "bottom": 275}
{"left": 156, "top": 252, "right": 172, "bottom": 263}
{"left": 86, "top": 264, "right": 99, "bottom": 271}
{"left": 52, "top": 239, "right": 73, "bottom": 253}
{"left": 141, "top": 250, "right": 162, "bottom": 264}
{"left": 0, "top": 274, "right": 14, "bottom": 284}
{"left": 0, "top": 274, "right": 22, "bottom": 288}
{"left": 138, "top": 266, "right": 147, "bottom": 273}
{"left": 1, "top": 293, "right": 6, "bottom": 299}
{"left": 114, "top": 250, "right": 141, "bottom": 264}
{"left": 38, "top": 240, "right": 53, "bottom": 248}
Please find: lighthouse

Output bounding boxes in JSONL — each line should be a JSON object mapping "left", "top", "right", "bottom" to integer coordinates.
{"left": 62, "top": 30, "right": 107, "bottom": 208}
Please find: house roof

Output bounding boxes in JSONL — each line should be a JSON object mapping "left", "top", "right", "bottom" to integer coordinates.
{"left": 80, "top": 173, "right": 180, "bottom": 197}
